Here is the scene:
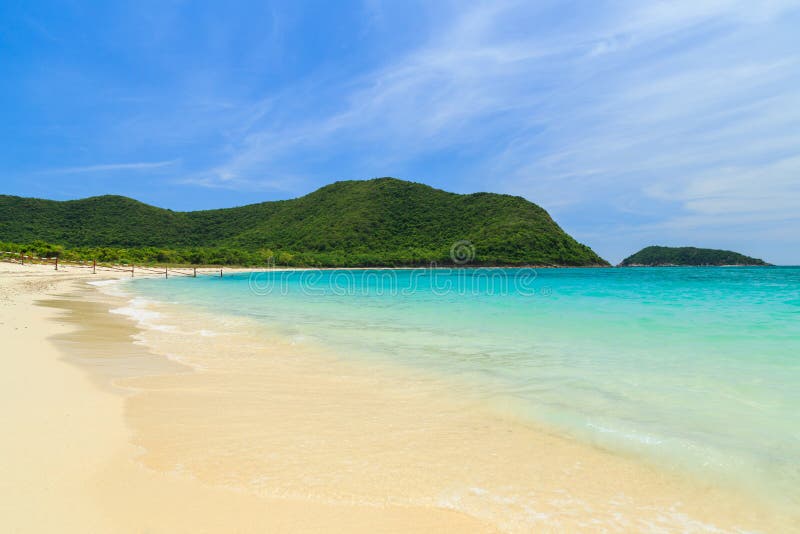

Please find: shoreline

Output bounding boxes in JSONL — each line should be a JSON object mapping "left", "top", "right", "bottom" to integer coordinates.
{"left": 0, "top": 263, "right": 493, "bottom": 533}
{"left": 2, "top": 263, "right": 796, "bottom": 532}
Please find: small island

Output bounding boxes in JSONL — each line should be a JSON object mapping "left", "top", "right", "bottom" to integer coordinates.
{"left": 619, "top": 246, "right": 770, "bottom": 267}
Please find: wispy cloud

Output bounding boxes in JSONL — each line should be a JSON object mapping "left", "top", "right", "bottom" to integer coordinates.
{"left": 198, "top": 2, "right": 797, "bottom": 176}
{"left": 42, "top": 160, "right": 179, "bottom": 174}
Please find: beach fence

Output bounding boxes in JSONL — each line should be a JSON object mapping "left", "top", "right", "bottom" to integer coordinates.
{"left": 0, "top": 251, "right": 224, "bottom": 278}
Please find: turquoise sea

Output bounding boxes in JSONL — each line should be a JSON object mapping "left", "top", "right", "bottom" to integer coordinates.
{"left": 130, "top": 267, "right": 800, "bottom": 509}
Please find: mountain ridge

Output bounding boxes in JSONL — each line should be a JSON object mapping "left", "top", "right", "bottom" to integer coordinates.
{"left": 0, "top": 177, "right": 608, "bottom": 267}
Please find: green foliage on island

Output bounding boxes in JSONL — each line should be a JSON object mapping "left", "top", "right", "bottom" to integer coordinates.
{"left": 620, "top": 246, "right": 769, "bottom": 267}
{"left": 0, "top": 239, "right": 282, "bottom": 267}
{"left": 0, "top": 178, "right": 607, "bottom": 267}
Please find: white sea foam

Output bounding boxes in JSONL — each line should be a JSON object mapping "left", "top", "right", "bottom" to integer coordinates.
{"left": 110, "top": 295, "right": 223, "bottom": 343}
{"left": 87, "top": 277, "right": 136, "bottom": 299}
{"left": 110, "top": 297, "right": 177, "bottom": 332}
{"left": 88, "top": 279, "right": 121, "bottom": 287}
{"left": 586, "top": 422, "right": 664, "bottom": 446}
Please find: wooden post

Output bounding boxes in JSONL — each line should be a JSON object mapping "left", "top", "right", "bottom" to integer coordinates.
{"left": 193, "top": 267, "right": 197, "bottom": 278}
{"left": 93, "top": 259, "right": 96, "bottom": 274}
{"left": 220, "top": 268, "right": 223, "bottom": 278}
{"left": 54, "top": 257, "right": 58, "bottom": 271}
{"left": 165, "top": 266, "right": 168, "bottom": 279}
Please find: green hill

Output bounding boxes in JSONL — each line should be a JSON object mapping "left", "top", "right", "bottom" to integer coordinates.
{"left": 0, "top": 177, "right": 607, "bottom": 267}
{"left": 620, "top": 246, "right": 769, "bottom": 267}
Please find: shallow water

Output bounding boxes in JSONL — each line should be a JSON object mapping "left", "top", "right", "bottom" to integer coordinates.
{"left": 127, "top": 266, "right": 800, "bottom": 520}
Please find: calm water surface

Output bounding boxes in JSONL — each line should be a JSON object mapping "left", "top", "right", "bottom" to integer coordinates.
{"left": 131, "top": 267, "right": 800, "bottom": 508}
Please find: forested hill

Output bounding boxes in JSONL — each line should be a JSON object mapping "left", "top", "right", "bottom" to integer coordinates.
{"left": 620, "top": 246, "right": 769, "bottom": 266}
{"left": 0, "top": 178, "right": 607, "bottom": 267}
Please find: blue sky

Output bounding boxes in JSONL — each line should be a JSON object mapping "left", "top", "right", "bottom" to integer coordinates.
{"left": 2, "top": 1, "right": 799, "bottom": 264}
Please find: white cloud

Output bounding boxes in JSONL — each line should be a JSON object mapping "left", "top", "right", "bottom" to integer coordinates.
{"left": 43, "top": 160, "right": 178, "bottom": 174}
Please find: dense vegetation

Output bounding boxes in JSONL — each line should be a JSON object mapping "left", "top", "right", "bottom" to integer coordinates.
{"left": 0, "top": 178, "right": 607, "bottom": 267}
{"left": 620, "top": 246, "right": 769, "bottom": 266}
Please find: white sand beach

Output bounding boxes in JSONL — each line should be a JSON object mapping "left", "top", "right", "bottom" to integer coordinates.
{"left": 1, "top": 262, "right": 795, "bottom": 532}
{"left": 0, "top": 263, "right": 493, "bottom": 533}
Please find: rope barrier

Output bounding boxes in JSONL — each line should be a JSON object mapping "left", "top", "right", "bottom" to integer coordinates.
{"left": 0, "top": 255, "right": 223, "bottom": 278}
{"left": 134, "top": 266, "right": 165, "bottom": 274}
{"left": 1, "top": 251, "right": 229, "bottom": 277}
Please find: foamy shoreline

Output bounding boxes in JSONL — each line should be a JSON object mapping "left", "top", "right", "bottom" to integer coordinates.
{"left": 1, "top": 262, "right": 795, "bottom": 532}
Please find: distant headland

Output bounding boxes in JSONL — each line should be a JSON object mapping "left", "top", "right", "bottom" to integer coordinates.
{"left": 619, "top": 246, "right": 770, "bottom": 267}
